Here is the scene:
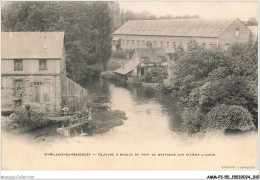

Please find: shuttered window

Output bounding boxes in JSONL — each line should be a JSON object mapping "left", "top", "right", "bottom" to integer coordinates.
{"left": 42, "top": 84, "right": 51, "bottom": 102}
{"left": 34, "top": 85, "right": 41, "bottom": 102}
{"left": 14, "top": 59, "right": 23, "bottom": 71}
{"left": 33, "top": 82, "right": 51, "bottom": 103}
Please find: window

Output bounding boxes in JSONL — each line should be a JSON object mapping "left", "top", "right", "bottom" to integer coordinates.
{"left": 158, "top": 56, "right": 166, "bottom": 62}
{"left": 15, "top": 100, "right": 22, "bottom": 107}
{"left": 210, "top": 44, "right": 214, "bottom": 48}
{"left": 141, "top": 57, "right": 149, "bottom": 63}
{"left": 42, "top": 84, "right": 51, "bottom": 102}
{"left": 147, "top": 41, "right": 152, "bottom": 48}
{"left": 39, "top": 59, "right": 47, "bottom": 70}
{"left": 14, "top": 80, "right": 23, "bottom": 91}
{"left": 127, "top": 40, "right": 130, "bottom": 45}
{"left": 173, "top": 42, "right": 176, "bottom": 50}
{"left": 225, "top": 43, "right": 229, "bottom": 50}
{"left": 179, "top": 42, "right": 183, "bottom": 48}
{"left": 202, "top": 43, "right": 206, "bottom": 48}
{"left": 137, "top": 40, "right": 140, "bottom": 46}
{"left": 14, "top": 59, "right": 23, "bottom": 71}
{"left": 142, "top": 40, "right": 145, "bottom": 46}
{"left": 122, "top": 39, "right": 125, "bottom": 45}
{"left": 33, "top": 82, "right": 51, "bottom": 103}
{"left": 141, "top": 68, "right": 145, "bottom": 76}
{"left": 187, "top": 43, "right": 191, "bottom": 50}
{"left": 154, "top": 41, "right": 157, "bottom": 48}
{"left": 166, "top": 42, "right": 169, "bottom": 48}
{"left": 132, "top": 40, "right": 134, "bottom": 45}
{"left": 235, "top": 27, "right": 240, "bottom": 37}
{"left": 161, "top": 41, "right": 164, "bottom": 48}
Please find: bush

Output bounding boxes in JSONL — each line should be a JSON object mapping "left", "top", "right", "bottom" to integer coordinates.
{"left": 208, "top": 67, "right": 231, "bottom": 80}
{"left": 205, "top": 104, "right": 255, "bottom": 131}
{"left": 143, "top": 67, "right": 168, "bottom": 83}
{"left": 179, "top": 109, "right": 206, "bottom": 135}
{"left": 168, "top": 41, "right": 258, "bottom": 134}
{"left": 84, "top": 64, "right": 103, "bottom": 81}
{"left": 150, "top": 67, "right": 168, "bottom": 83}
{"left": 111, "top": 51, "right": 127, "bottom": 59}
{"left": 100, "top": 71, "right": 116, "bottom": 80}
{"left": 9, "top": 110, "right": 49, "bottom": 130}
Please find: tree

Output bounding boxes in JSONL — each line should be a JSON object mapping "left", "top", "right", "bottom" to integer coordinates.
{"left": 90, "top": 2, "right": 112, "bottom": 70}
{"left": 2, "top": 1, "right": 113, "bottom": 82}
{"left": 168, "top": 40, "right": 258, "bottom": 134}
{"left": 243, "top": 17, "right": 258, "bottom": 26}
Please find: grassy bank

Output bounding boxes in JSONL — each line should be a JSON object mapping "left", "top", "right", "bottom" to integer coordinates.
{"left": 3, "top": 105, "right": 127, "bottom": 139}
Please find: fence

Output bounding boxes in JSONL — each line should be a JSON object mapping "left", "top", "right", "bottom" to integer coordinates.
{"left": 61, "top": 76, "right": 88, "bottom": 112}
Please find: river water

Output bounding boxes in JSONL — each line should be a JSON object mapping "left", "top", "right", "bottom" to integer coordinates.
{"left": 1, "top": 80, "right": 258, "bottom": 170}
{"left": 83, "top": 80, "right": 183, "bottom": 136}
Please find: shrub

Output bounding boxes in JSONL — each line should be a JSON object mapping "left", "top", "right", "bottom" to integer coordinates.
{"left": 84, "top": 64, "right": 103, "bottom": 81}
{"left": 9, "top": 110, "right": 49, "bottom": 130}
{"left": 168, "top": 42, "right": 257, "bottom": 134}
{"left": 143, "top": 72, "right": 153, "bottom": 82}
{"left": 111, "top": 51, "right": 127, "bottom": 59}
{"left": 208, "top": 67, "right": 231, "bottom": 80}
{"left": 100, "top": 71, "right": 116, "bottom": 80}
{"left": 205, "top": 104, "right": 255, "bottom": 131}
{"left": 150, "top": 67, "right": 168, "bottom": 83}
{"left": 179, "top": 109, "right": 206, "bottom": 135}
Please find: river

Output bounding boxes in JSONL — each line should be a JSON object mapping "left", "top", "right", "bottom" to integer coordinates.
{"left": 83, "top": 80, "right": 183, "bottom": 137}
{"left": 1, "top": 80, "right": 258, "bottom": 170}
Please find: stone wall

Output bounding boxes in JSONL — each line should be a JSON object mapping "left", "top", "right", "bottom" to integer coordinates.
{"left": 1, "top": 75, "right": 62, "bottom": 112}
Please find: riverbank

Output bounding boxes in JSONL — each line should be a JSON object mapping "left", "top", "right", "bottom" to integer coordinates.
{"left": 101, "top": 70, "right": 162, "bottom": 90}
{"left": 2, "top": 107, "right": 127, "bottom": 141}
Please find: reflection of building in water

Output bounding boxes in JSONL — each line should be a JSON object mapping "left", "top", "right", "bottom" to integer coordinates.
{"left": 1, "top": 32, "right": 88, "bottom": 112}
{"left": 112, "top": 18, "right": 256, "bottom": 52}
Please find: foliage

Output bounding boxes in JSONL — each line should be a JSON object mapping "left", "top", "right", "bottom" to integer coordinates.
{"left": 100, "top": 71, "right": 116, "bottom": 81}
{"left": 179, "top": 109, "right": 206, "bottom": 135}
{"left": 243, "top": 17, "right": 258, "bottom": 26}
{"left": 91, "top": 110, "right": 127, "bottom": 134}
{"left": 116, "top": 9, "right": 200, "bottom": 28}
{"left": 143, "top": 67, "right": 168, "bottom": 83}
{"left": 111, "top": 50, "right": 128, "bottom": 59}
{"left": 8, "top": 110, "right": 49, "bottom": 130}
{"left": 205, "top": 104, "right": 255, "bottom": 131}
{"left": 168, "top": 40, "right": 258, "bottom": 134}
{"left": 2, "top": 1, "right": 113, "bottom": 82}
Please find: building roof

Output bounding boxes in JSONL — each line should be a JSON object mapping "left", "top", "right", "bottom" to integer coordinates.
{"left": 114, "top": 60, "right": 140, "bottom": 75}
{"left": 2, "top": 32, "right": 65, "bottom": 59}
{"left": 247, "top": 26, "right": 258, "bottom": 36}
{"left": 135, "top": 48, "right": 170, "bottom": 63}
{"left": 114, "top": 48, "right": 169, "bottom": 75}
{"left": 113, "top": 18, "right": 238, "bottom": 38}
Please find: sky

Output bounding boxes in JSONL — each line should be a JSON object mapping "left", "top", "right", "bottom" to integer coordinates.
{"left": 118, "top": 1, "right": 258, "bottom": 21}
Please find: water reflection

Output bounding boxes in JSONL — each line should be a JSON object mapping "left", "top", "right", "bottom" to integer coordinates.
{"left": 82, "top": 80, "right": 183, "bottom": 135}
